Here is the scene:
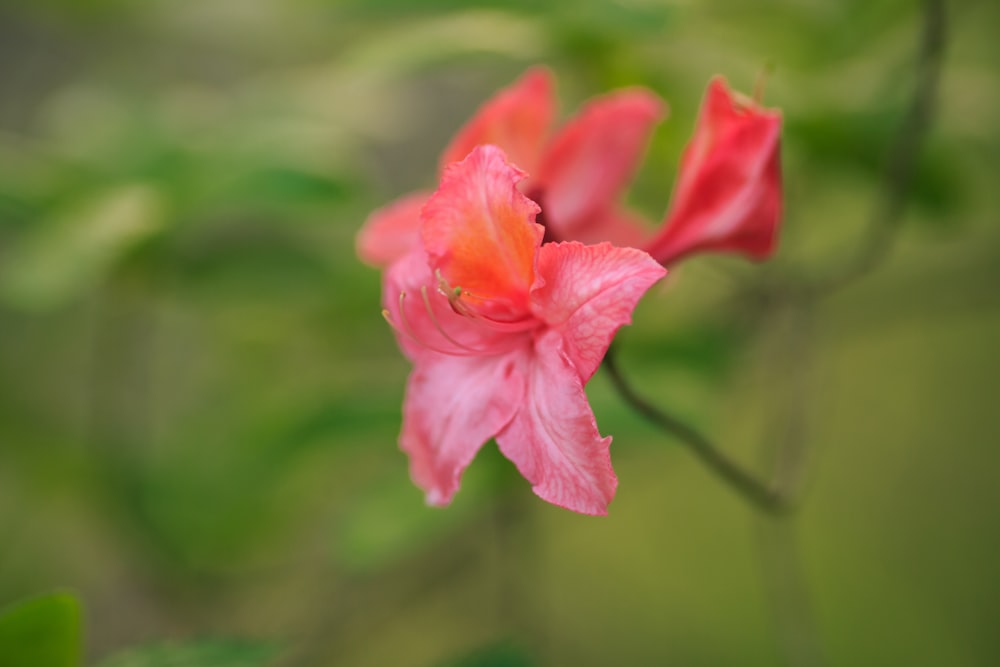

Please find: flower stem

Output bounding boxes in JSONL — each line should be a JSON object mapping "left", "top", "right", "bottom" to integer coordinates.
{"left": 602, "top": 342, "right": 792, "bottom": 515}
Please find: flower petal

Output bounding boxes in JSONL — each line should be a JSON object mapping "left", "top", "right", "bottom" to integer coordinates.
{"left": 594, "top": 206, "right": 656, "bottom": 250}
{"left": 356, "top": 191, "right": 430, "bottom": 267}
{"left": 440, "top": 67, "right": 555, "bottom": 176}
{"left": 421, "top": 145, "right": 542, "bottom": 320}
{"left": 535, "top": 88, "right": 665, "bottom": 242}
{"left": 402, "top": 350, "right": 525, "bottom": 506}
{"left": 531, "top": 241, "right": 665, "bottom": 382}
{"left": 645, "top": 77, "right": 782, "bottom": 265}
{"left": 496, "top": 329, "right": 617, "bottom": 515}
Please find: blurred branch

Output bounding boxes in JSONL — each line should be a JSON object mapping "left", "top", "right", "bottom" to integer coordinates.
{"left": 607, "top": 0, "right": 946, "bottom": 515}
{"left": 756, "top": 519, "right": 828, "bottom": 667}
{"left": 796, "top": 0, "right": 946, "bottom": 296}
{"left": 760, "top": 304, "right": 817, "bottom": 511}
{"left": 753, "top": 304, "right": 828, "bottom": 667}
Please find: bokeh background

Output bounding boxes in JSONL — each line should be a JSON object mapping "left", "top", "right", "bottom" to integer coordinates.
{"left": 1, "top": 0, "right": 998, "bottom": 665}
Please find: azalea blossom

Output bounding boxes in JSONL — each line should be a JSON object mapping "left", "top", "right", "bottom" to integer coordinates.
{"left": 357, "top": 66, "right": 665, "bottom": 265}
{"left": 358, "top": 68, "right": 783, "bottom": 514}
{"left": 357, "top": 68, "right": 782, "bottom": 269}
{"left": 645, "top": 76, "right": 782, "bottom": 265}
{"left": 383, "top": 145, "right": 665, "bottom": 515}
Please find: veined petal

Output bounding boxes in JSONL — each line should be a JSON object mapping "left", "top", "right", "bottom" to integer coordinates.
{"left": 645, "top": 77, "right": 782, "bottom": 265}
{"left": 532, "top": 241, "right": 665, "bottom": 382}
{"left": 440, "top": 67, "right": 555, "bottom": 176}
{"left": 402, "top": 351, "right": 525, "bottom": 506}
{"left": 496, "top": 330, "right": 616, "bottom": 515}
{"left": 356, "top": 191, "right": 430, "bottom": 267}
{"left": 536, "top": 88, "right": 665, "bottom": 241}
{"left": 421, "top": 145, "right": 543, "bottom": 319}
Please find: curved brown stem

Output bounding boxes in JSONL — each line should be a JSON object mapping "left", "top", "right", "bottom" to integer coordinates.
{"left": 602, "top": 342, "right": 793, "bottom": 515}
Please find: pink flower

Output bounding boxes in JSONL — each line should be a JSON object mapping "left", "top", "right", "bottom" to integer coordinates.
{"left": 357, "top": 66, "right": 665, "bottom": 266}
{"left": 645, "top": 77, "right": 783, "bottom": 265}
{"left": 357, "top": 69, "right": 782, "bottom": 269}
{"left": 384, "top": 145, "right": 665, "bottom": 515}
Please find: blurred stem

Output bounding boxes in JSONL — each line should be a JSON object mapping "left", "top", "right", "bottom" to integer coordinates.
{"left": 754, "top": 304, "right": 827, "bottom": 667}
{"left": 796, "top": 0, "right": 946, "bottom": 296}
{"left": 602, "top": 342, "right": 792, "bottom": 515}
{"left": 756, "top": 519, "right": 827, "bottom": 667}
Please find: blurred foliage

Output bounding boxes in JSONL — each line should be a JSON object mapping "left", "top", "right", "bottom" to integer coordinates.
{"left": 96, "top": 641, "right": 278, "bottom": 667}
{"left": 0, "top": 593, "right": 80, "bottom": 667}
{"left": 434, "top": 641, "right": 535, "bottom": 667}
{"left": 0, "top": 0, "right": 998, "bottom": 666}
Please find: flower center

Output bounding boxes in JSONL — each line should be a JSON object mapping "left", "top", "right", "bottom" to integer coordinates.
{"left": 383, "top": 275, "right": 539, "bottom": 359}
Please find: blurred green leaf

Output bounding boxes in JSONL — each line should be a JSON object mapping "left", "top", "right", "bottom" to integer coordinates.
{"left": 0, "top": 592, "right": 82, "bottom": 667}
{"left": 436, "top": 641, "right": 535, "bottom": 667}
{"left": 97, "top": 641, "right": 278, "bottom": 667}
{"left": 0, "top": 184, "right": 165, "bottom": 310}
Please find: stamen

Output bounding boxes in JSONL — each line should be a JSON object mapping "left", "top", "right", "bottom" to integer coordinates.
{"left": 430, "top": 269, "right": 531, "bottom": 328}
{"left": 381, "top": 294, "right": 445, "bottom": 352}
{"left": 386, "top": 292, "right": 439, "bottom": 351}
{"left": 435, "top": 269, "right": 475, "bottom": 317}
{"left": 381, "top": 291, "right": 492, "bottom": 357}
{"left": 419, "top": 286, "right": 489, "bottom": 353}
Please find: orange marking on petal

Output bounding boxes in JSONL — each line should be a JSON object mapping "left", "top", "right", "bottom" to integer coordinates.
{"left": 421, "top": 145, "right": 543, "bottom": 318}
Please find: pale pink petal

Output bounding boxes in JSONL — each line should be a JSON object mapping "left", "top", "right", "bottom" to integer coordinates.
{"left": 440, "top": 67, "right": 555, "bottom": 176}
{"left": 356, "top": 191, "right": 431, "bottom": 267}
{"left": 535, "top": 88, "right": 665, "bottom": 242}
{"left": 531, "top": 241, "right": 666, "bottom": 382}
{"left": 421, "top": 145, "right": 542, "bottom": 321}
{"left": 645, "top": 77, "right": 782, "bottom": 265}
{"left": 402, "top": 350, "right": 525, "bottom": 506}
{"left": 495, "top": 329, "right": 616, "bottom": 515}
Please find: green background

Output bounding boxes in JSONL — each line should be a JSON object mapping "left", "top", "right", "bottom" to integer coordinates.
{"left": 1, "top": 0, "right": 998, "bottom": 665}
